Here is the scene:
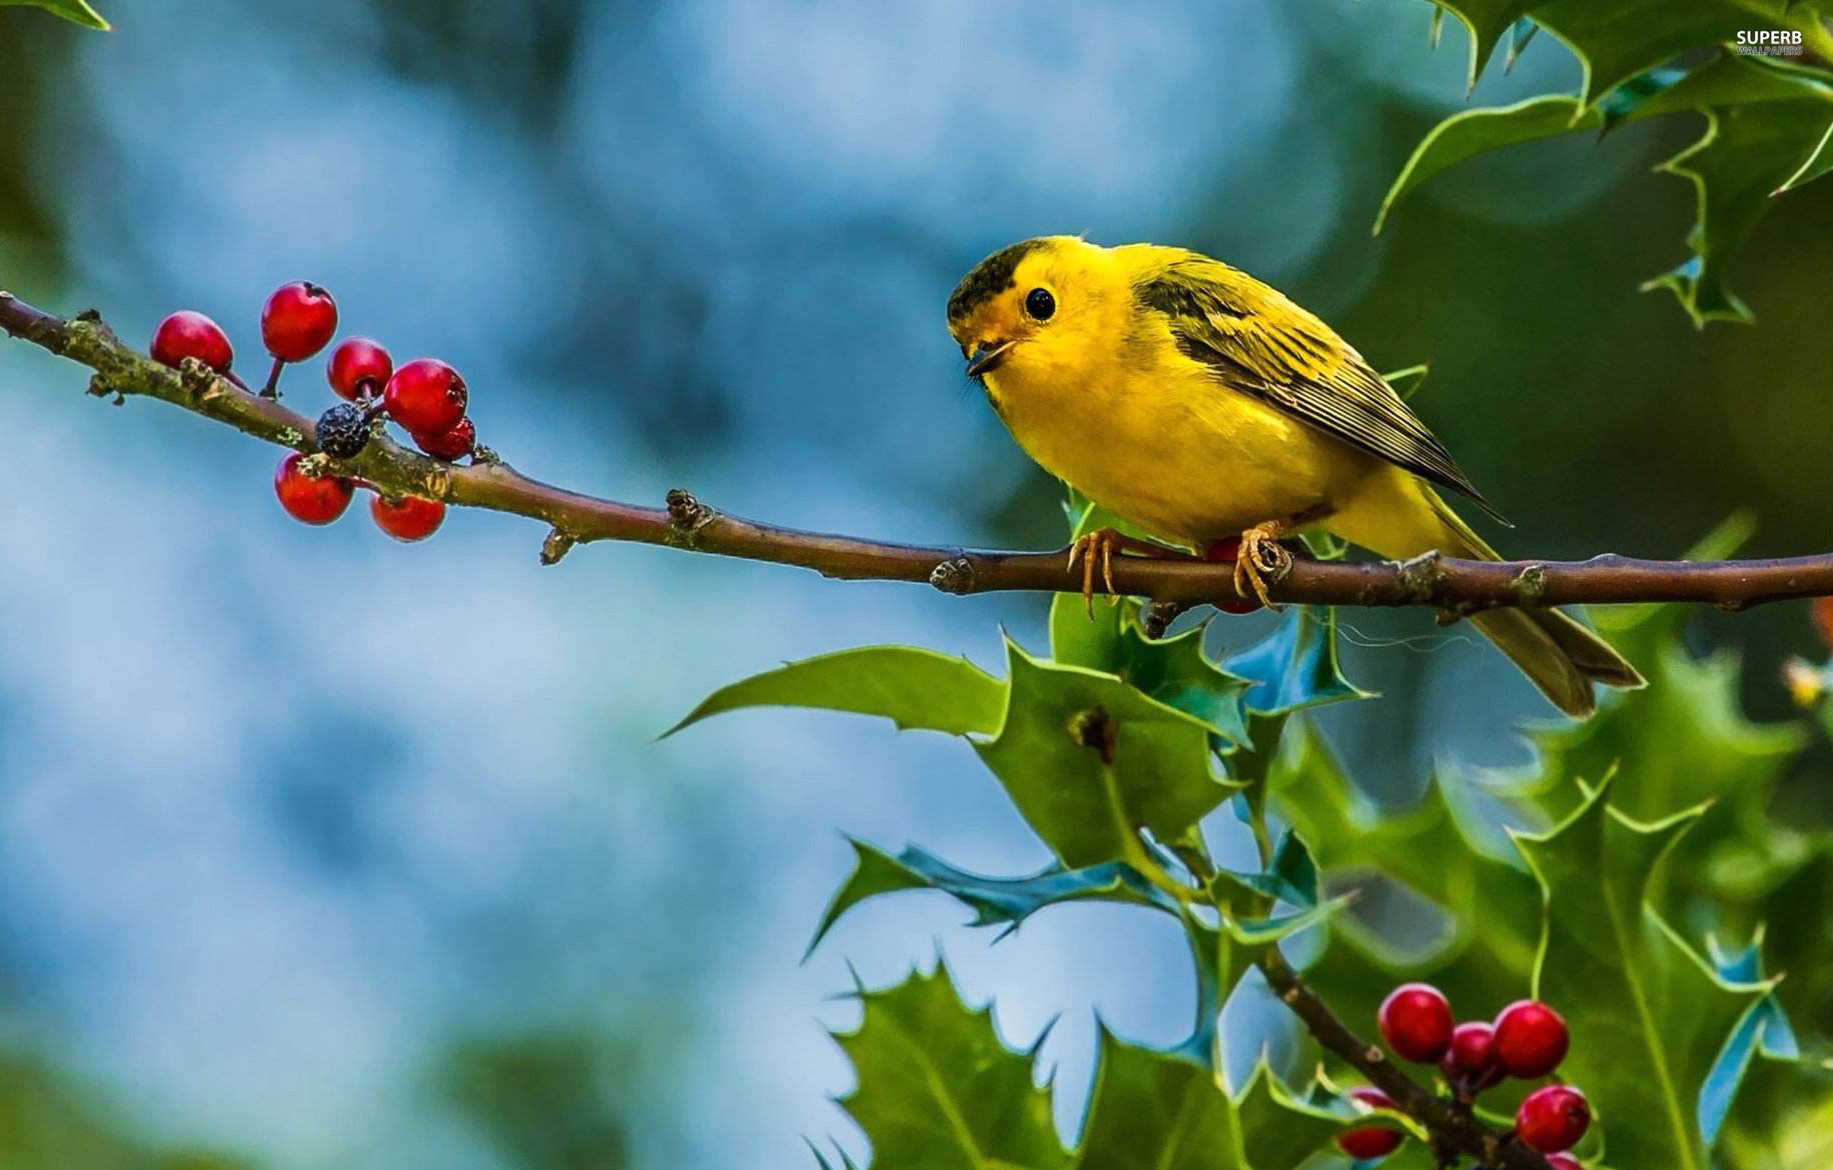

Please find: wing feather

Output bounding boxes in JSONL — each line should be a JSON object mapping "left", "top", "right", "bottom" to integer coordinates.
{"left": 1134, "top": 254, "right": 1504, "bottom": 522}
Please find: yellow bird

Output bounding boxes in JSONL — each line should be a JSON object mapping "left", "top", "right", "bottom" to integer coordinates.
{"left": 946, "top": 236, "right": 1643, "bottom": 718}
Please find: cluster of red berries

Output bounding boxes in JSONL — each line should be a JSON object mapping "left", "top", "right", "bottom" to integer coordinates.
{"left": 1339, "top": 983, "right": 1590, "bottom": 1167}
{"left": 150, "top": 282, "right": 481, "bottom": 543}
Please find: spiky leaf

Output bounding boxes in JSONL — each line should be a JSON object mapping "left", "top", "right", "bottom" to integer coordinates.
{"left": 1381, "top": 44, "right": 1833, "bottom": 323}
{"left": 1215, "top": 827, "right": 1320, "bottom": 908}
{"left": 1226, "top": 607, "right": 1373, "bottom": 717}
{"left": 1049, "top": 595, "right": 1252, "bottom": 747}
{"left": 1269, "top": 721, "right": 1543, "bottom": 1040}
{"left": 834, "top": 966, "right": 1067, "bottom": 1170}
{"left": 1515, "top": 781, "right": 1770, "bottom": 1170}
{"left": 667, "top": 646, "right": 1004, "bottom": 736}
{"left": 975, "top": 640, "right": 1237, "bottom": 866}
{"left": 0, "top": 0, "right": 108, "bottom": 29}
{"left": 1075, "top": 1036, "right": 1343, "bottom": 1170}
{"left": 807, "top": 838, "right": 1178, "bottom": 957}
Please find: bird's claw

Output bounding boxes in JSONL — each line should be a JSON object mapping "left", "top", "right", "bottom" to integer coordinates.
{"left": 1067, "top": 530, "right": 1123, "bottom": 617}
{"left": 1233, "top": 524, "right": 1292, "bottom": 610}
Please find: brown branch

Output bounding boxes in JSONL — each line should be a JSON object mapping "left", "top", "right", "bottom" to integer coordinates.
{"left": 5, "top": 287, "right": 1831, "bottom": 614}
{"left": 1257, "top": 950, "right": 1553, "bottom": 1170}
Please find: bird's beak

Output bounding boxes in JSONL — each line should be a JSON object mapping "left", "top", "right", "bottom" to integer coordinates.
{"left": 965, "top": 339, "right": 1016, "bottom": 379}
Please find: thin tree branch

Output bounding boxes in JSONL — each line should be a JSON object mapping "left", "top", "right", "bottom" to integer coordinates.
{"left": 1257, "top": 950, "right": 1553, "bottom": 1170}
{"left": 4, "top": 288, "right": 1830, "bottom": 614}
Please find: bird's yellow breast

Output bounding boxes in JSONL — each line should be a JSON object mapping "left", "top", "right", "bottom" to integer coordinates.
{"left": 983, "top": 319, "right": 1374, "bottom": 546}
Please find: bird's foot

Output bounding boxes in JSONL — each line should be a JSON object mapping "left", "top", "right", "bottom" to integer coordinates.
{"left": 1066, "top": 528, "right": 1183, "bottom": 617}
{"left": 1233, "top": 522, "right": 1294, "bottom": 610}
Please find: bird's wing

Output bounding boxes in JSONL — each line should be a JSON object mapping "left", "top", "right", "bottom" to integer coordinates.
{"left": 1135, "top": 255, "right": 1503, "bottom": 521}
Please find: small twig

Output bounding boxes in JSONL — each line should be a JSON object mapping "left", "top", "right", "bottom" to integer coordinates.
{"left": 260, "top": 355, "right": 284, "bottom": 398}
{"left": 4, "top": 288, "right": 1833, "bottom": 613}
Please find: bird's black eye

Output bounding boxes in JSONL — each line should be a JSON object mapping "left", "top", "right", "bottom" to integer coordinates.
{"left": 1024, "top": 287, "right": 1055, "bottom": 321}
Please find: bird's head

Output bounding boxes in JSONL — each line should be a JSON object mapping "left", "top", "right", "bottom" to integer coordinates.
{"left": 946, "top": 236, "right": 1125, "bottom": 389}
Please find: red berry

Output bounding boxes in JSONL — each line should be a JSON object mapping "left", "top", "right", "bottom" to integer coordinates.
{"left": 1493, "top": 1000, "right": 1569, "bottom": 1078}
{"left": 1814, "top": 597, "right": 1833, "bottom": 651}
{"left": 151, "top": 310, "right": 234, "bottom": 372}
{"left": 327, "top": 337, "right": 393, "bottom": 401}
{"left": 384, "top": 358, "right": 469, "bottom": 434}
{"left": 1516, "top": 1084, "right": 1589, "bottom": 1153}
{"left": 1545, "top": 1155, "right": 1583, "bottom": 1170}
{"left": 1338, "top": 1087, "right": 1404, "bottom": 1160}
{"left": 273, "top": 452, "right": 354, "bottom": 525}
{"left": 1379, "top": 983, "right": 1454, "bottom": 1063}
{"left": 261, "top": 281, "right": 338, "bottom": 362}
{"left": 370, "top": 493, "right": 446, "bottom": 543}
{"left": 412, "top": 416, "right": 477, "bottom": 461}
{"left": 1441, "top": 1020, "right": 1499, "bottom": 1083}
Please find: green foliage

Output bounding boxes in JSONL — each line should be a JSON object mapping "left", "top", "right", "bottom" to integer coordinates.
{"left": 684, "top": 502, "right": 1830, "bottom": 1167}
{"left": 1387, "top": 5, "right": 1833, "bottom": 323}
{"left": 0, "top": 1046, "right": 252, "bottom": 1169}
{"left": 976, "top": 640, "right": 1237, "bottom": 866}
{"left": 830, "top": 965, "right": 1345, "bottom": 1170}
{"left": 666, "top": 646, "right": 1004, "bottom": 736}
{"left": 437, "top": 1028, "right": 636, "bottom": 1170}
{"left": 1269, "top": 721, "right": 1544, "bottom": 1037}
{"left": 807, "top": 838, "right": 1179, "bottom": 957}
{"left": 1515, "top": 780, "right": 1770, "bottom": 1170}
{"left": 0, "top": 0, "right": 107, "bottom": 29}
{"left": 834, "top": 966, "right": 1065, "bottom": 1170}
{"left": 1048, "top": 595, "right": 1254, "bottom": 748}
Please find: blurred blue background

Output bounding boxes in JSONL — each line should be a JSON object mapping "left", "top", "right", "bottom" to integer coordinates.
{"left": 1, "top": 2, "right": 1829, "bottom": 1167}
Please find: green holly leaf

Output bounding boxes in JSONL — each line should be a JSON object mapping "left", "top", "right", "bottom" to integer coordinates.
{"left": 1215, "top": 827, "right": 1320, "bottom": 908}
{"left": 666, "top": 646, "right": 1004, "bottom": 737}
{"left": 1049, "top": 596, "right": 1253, "bottom": 748}
{"left": 1524, "top": 639, "right": 1803, "bottom": 825}
{"left": 1533, "top": 0, "right": 1813, "bottom": 107}
{"left": 1225, "top": 607, "right": 1373, "bottom": 718}
{"left": 1642, "top": 65, "right": 1833, "bottom": 324}
{"left": 1269, "top": 720, "right": 1543, "bottom": 1039}
{"left": 1519, "top": 514, "right": 1799, "bottom": 832}
{"left": 1514, "top": 780, "right": 1771, "bottom": 1170}
{"left": 834, "top": 965, "right": 1068, "bottom": 1170}
{"left": 806, "top": 838, "right": 1179, "bottom": 957}
{"left": 1074, "top": 1036, "right": 1242, "bottom": 1170}
{"left": 1430, "top": 1, "right": 1539, "bottom": 88}
{"left": 1380, "top": 47, "right": 1833, "bottom": 324}
{"left": 1506, "top": 15, "right": 1540, "bottom": 71}
{"left": 1183, "top": 919, "right": 1249, "bottom": 1067}
{"left": 1700, "top": 932, "right": 1800, "bottom": 1145}
{"left": 1075, "top": 1034, "right": 1343, "bottom": 1170}
{"left": 1715, "top": 1039, "right": 1833, "bottom": 1167}
{"left": 975, "top": 639, "right": 1237, "bottom": 867}
{"left": 1375, "top": 66, "right": 1688, "bottom": 234}
{"left": 1743, "top": 838, "right": 1833, "bottom": 1040}
{"left": 835, "top": 968, "right": 1343, "bottom": 1170}
{"left": 0, "top": 0, "right": 109, "bottom": 30}
{"left": 1233, "top": 1059, "right": 1352, "bottom": 1170}
{"left": 1775, "top": 114, "right": 1833, "bottom": 190}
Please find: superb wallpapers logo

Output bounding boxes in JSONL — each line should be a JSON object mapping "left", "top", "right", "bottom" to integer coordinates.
{"left": 1735, "top": 27, "right": 1806, "bottom": 56}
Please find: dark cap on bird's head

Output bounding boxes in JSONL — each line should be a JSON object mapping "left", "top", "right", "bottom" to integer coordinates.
{"left": 946, "top": 239, "right": 1045, "bottom": 327}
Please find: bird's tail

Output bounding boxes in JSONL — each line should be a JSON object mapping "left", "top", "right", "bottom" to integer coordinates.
{"left": 1342, "top": 473, "right": 1644, "bottom": 718}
